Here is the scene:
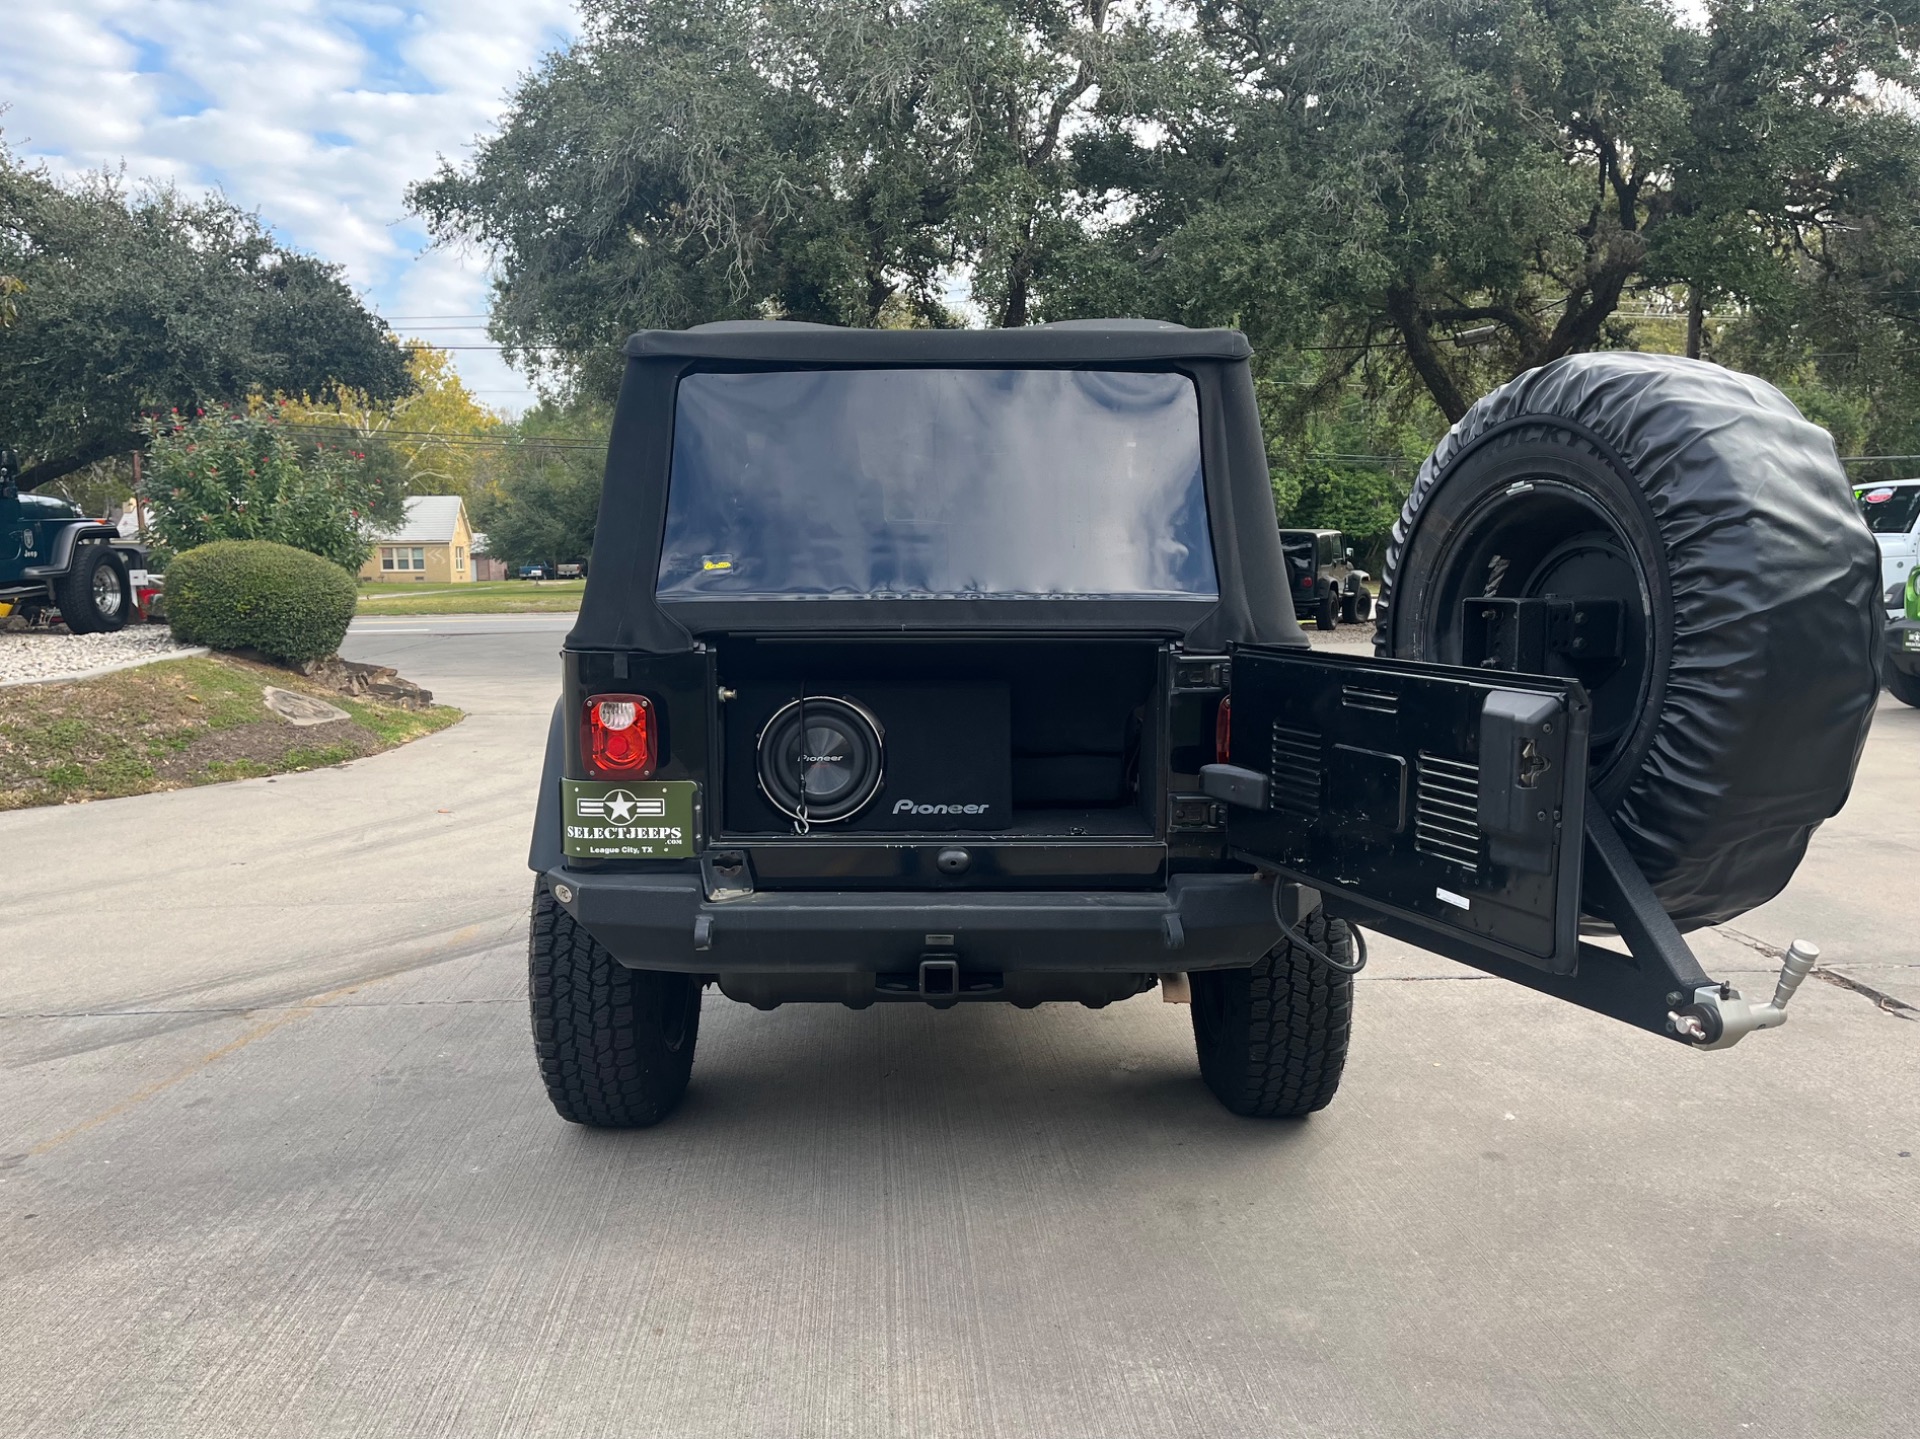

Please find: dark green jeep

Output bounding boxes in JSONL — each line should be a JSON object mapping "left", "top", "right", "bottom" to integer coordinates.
{"left": 1, "top": 449, "right": 153, "bottom": 631}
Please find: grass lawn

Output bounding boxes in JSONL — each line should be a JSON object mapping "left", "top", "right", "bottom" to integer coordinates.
{"left": 0, "top": 654, "right": 461, "bottom": 810}
{"left": 357, "top": 579, "right": 584, "bottom": 614}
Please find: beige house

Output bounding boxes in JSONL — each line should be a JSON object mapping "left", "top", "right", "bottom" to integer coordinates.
{"left": 360, "top": 496, "right": 475, "bottom": 583}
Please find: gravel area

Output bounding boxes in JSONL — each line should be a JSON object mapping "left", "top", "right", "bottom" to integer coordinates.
{"left": 1304, "top": 618, "right": 1380, "bottom": 653}
{"left": 0, "top": 626, "right": 204, "bottom": 686}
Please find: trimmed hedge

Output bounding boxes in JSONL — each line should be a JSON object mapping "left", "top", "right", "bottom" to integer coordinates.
{"left": 165, "top": 541, "right": 358, "bottom": 664}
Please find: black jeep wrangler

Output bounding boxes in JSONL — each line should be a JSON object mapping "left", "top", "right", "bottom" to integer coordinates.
{"left": 527, "top": 322, "right": 1881, "bottom": 1127}
{"left": 1, "top": 449, "right": 154, "bottom": 631}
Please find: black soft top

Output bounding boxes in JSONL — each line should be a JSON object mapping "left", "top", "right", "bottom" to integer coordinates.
{"left": 623, "top": 318, "right": 1253, "bottom": 365}
{"left": 572, "top": 320, "right": 1306, "bottom": 654}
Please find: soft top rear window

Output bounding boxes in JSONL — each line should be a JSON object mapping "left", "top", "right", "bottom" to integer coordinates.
{"left": 657, "top": 368, "right": 1217, "bottom": 600}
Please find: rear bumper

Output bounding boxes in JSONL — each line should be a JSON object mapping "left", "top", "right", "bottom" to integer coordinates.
{"left": 541, "top": 868, "right": 1281, "bottom": 975}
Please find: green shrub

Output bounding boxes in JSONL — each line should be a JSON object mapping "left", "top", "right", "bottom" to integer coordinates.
{"left": 138, "top": 406, "right": 404, "bottom": 572}
{"left": 165, "top": 541, "right": 357, "bottom": 664}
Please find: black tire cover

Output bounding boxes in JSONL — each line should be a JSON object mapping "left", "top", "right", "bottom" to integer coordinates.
{"left": 1377, "top": 353, "right": 1882, "bottom": 930}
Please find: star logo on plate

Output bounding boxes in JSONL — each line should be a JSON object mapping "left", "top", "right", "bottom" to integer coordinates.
{"left": 576, "top": 789, "right": 667, "bottom": 823}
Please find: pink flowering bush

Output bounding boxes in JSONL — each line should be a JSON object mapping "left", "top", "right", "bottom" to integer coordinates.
{"left": 138, "top": 407, "right": 404, "bottom": 571}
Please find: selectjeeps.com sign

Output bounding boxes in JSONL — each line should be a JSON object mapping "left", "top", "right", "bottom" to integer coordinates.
{"left": 561, "top": 780, "right": 698, "bottom": 859}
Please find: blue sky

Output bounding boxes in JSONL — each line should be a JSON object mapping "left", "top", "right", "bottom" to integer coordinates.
{"left": 0, "top": 0, "right": 579, "bottom": 414}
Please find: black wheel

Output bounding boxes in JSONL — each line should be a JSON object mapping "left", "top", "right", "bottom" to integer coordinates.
{"left": 1351, "top": 587, "right": 1373, "bottom": 622}
{"left": 1378, "top": 354, "right": 1881, "bottom": 929}
{"left": 528, "top": 883, "right": 701, "bottom": 1127}
{"left": 1190, "top": 910, "right": 1354, "bottom": 1118}
{"left": 1890, "top": 665, "right": 1920, "bottom": 708}
{"left": 56, "top": 544, "right": 129, "bottom": 634}
{"left": 1339, "top": 590, "right": 1358, "bottom": 623}
{"left": 1315, "top": 590, "right": 1338, "bottom": 631}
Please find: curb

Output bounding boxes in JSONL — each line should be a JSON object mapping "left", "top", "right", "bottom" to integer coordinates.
{"left": 0, "top": 646, "right": 210, "bottom": 689}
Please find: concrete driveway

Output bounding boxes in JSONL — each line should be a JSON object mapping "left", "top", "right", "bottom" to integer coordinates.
{"left": 2, "top": 615, "right": 1915, "bottom": 1438}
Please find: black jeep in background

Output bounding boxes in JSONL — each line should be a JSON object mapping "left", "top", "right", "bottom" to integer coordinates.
{"left": 1, "top": 448, "right": 153, "bottom": 632}
{"left": 525, "top": 321, "right": 1881, "bottom": 1129}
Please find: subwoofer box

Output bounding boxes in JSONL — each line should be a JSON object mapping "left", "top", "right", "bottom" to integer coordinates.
{"left": 724, "top": 682, "right": 1011, "bottom": 833}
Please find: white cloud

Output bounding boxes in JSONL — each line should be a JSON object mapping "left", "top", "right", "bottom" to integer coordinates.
{"left": 0, "top": 0, "right": 576, "bottom": 414}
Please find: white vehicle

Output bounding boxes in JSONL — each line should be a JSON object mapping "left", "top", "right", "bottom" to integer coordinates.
{"left": 1856, "top": 478, "right": 1920, "bottom": 616}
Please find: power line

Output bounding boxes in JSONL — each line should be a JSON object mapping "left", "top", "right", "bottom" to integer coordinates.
{"left": 291, "top": 423, "right": 603, "bottom": 449}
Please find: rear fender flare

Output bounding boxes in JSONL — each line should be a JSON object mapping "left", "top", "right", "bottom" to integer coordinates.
{"left": 528, "top": 699, "right": 568, "bottom": 873}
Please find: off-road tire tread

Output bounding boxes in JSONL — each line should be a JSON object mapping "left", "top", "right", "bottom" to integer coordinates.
{"left": 56, "top": 543, "right": 126, "bottom": 635}
{"left": 528, "top": 883, "right": 699, "bottom": 1127}
{"left": 1191, "top": 910, "right": 1354, "bottom": 1117}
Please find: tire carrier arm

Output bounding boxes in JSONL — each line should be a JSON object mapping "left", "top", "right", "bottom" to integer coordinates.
{"left": 1323, "top": 801, "right": 1818, "bottom": 1049}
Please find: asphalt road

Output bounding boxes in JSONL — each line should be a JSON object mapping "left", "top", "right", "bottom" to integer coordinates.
{"left": 2, "top": 614, "right": 1915, "bottom": 1438}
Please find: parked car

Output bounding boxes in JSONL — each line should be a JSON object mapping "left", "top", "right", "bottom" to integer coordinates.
{"left": 1886, "top": 565, "right": 1920, "bottom": 708}
{"left": 517, "top": 563, "right": 551, "bottom": 580}
{"left": 523, "top": 324, "right": 1879, "bottom": 1129}
{"left": 1279, "top": 527, "right": 1371, "bottom": 630}
{"left": 1856, "top": 478, "right": 1920, "bottom": 618}
{"left": 0, "top": 449, "right": 158, "bottom": 631}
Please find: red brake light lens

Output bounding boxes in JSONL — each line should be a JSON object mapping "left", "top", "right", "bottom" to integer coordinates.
{"left": 583, "top": 693, "right": 655, "bottom": 777}
{"left": 1215, "top": 695, "right": 1232, "bottom": 765}
{"left": 1299, "top": 573, "right": 1314, "bottom": 588}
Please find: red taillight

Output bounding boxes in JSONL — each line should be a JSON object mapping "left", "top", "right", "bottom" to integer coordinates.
{"left": 583, "top": 693, "right": 656, "bottom": 777}
{"left": 1299, "top": 573, "right": 1314, "bottom": 588}
{"left": 1215, "top": 695, "right": 1232, "bottom": 765}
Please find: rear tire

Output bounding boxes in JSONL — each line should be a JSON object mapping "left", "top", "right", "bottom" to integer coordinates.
{"left": 1889, "top": 665, "right": 1920, "bottom": 708}
{"left": 1191, "top": 911, "right": 1354, "bottom": 1118}
{"left": 1316, "top": 590, "right": 1338, "bottom": 631}
{"left": 528, "top": 883, "right": 701, "bottom": 1127}
{"left": 56, "top": 544, "right": 129, "bottom": 634}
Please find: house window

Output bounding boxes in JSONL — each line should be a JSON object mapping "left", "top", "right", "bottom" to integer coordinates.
{"left": 381, "top": 547, "right": 396, "bottom": 571}
{"left": 455, "top": 546, "right": 466, "bottom": 570}
{"left": 411, "top": 547, "right": 426, "bottom": 570}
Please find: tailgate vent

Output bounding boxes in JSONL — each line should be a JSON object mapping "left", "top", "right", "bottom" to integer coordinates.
{"left": 1414, "top": 752, "right": 1481, "bottom": 871}
{"left": 1269, "top": 723, "right": 1323, "bottom": 817}
{"left": 1341, "top": 685, "right": 1400, "bottom": 714}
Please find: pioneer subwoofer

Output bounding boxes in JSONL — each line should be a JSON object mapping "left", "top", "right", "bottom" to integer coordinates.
{"left": 755, "top": 696, "right": 886, "bottom": 823}
{"left": 727, "top": 683, "right": 1011, "bottom": 833}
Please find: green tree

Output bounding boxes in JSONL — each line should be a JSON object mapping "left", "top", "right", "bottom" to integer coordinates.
{"left": 470, "top": 404, "right": 608, "bottom": 568}
{"left": 0, "top": 141, "right": 411, "bottom": 489}
{"left": 137, "top": 407, "right": 406, "bottom": 572}
{"left": 284, "top": 345, "right": 503, "bottom": 499}
{"left": 1072, "top": 0, "right": 1920, "bottom": 427}
{"left": 404, "top": 0, "right": 1920, "bottom": 496}
{"left": 408, "top": 0, "right": 1152, "bottom": 395}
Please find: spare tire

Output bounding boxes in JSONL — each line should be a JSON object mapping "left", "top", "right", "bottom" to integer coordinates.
{"left": 1376, "top": 353, "right": 1881, "bottom": 930}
